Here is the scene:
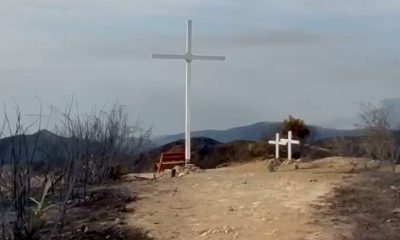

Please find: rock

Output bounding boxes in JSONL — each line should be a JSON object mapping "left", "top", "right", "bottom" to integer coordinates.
{"left": 366, "top": 160, "right": 380, "bottom": 169}
{"left": 266, "top": 229, "right": 277, "bottom": 236}
{"left": 347, "top": 167, "right": 356, "bottom": 173}
{"left": 186, "top": 164, "right": 203, "bottom": 173}
{"left": 233, "top": 232, "right": 240, "bottom": 239}
{"left": 67, "top": 200, "right": 73, "bottom": 205}
{"left": 173, "top": 165, "right": 184, "bottom": 172}
{"left": 385, "top": 218, "right": 392, "bottom": 223}
{"left": 284, "top": 159, "right": 294, "bottom": 165}
{"left": 114, "top": 218, "right": 121, "bottom": 225}
{"left": 81, "top": 225, "right": 88, "bottom": 233}
{"left": 199, "top": 229, "right": 213, "bottom": 236}
{"left": 45, "top": 220, "right": 55, "bottom": 226}
{"left": 163, "top": 169, "right": 172, "bottom": 176}
{"left": 392, "top": 208, "right": 400, "bottom": 214}
{"left": 125, "top": 192, "right": 138, "bottom": 203}
{"left": 147, "top": 232, "right": 154, "bottom": 238}
{"left": 228, "top": 206, "right": 235, "bottom": 212}
{"left": 222, "top": 225, "right": 232, "bottom": 234}
{"left": 123, "top": 204, "right": 135, "bottom": 213}
{"left": 294, "top": 164, "right": 299, "bottom": 170}
{"left": 308, "top": 179, "right": 317, "bottom": 182}
{"left": 266, "top": 160, "right": 276, "bottom": 172}
{"left": 178, "top": 172, "right": 186, "bottom": 178}
{"left": 105, "top": 235, "right": 111, "bottom": 239}
{"left": 199, "top": 229, "right": 209, "bottom": 236}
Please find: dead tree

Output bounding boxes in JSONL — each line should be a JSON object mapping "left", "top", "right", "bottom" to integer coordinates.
{"left": 0, "top": 100, "right": 151, "bottom": 239}
{"left": 0, "top": 103, "right": 78, "bottom": 239}
{"left": 358, "top": 103, "right": 399, "bottom": 171}
{"left": 0, "top": 104, "right": 48, "bottom": 239}
{"left": 54, "top": 102, "right": 151, "bottom": 188}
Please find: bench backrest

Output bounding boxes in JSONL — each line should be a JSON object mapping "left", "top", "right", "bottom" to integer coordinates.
{"left": 160, "top": 152, "right": 185, "bottom": 163}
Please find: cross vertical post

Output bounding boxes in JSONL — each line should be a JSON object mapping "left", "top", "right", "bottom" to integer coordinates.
{"left": 152, "top": 20, "right": 225, "bottom": 167}
{"left": 282, "top": 130, "right": 300, "bottom": 160}
{"left": 275, "top": 133, "right": 280, "bottom": 158}
{"left": 185, "top": 20, "right": 192, "bottom": 165}
{"left": 288, "top": 131, "right": 293, "bottom": 160}
{"left": 268, "top": 133, "right": 285, "bottom": 159}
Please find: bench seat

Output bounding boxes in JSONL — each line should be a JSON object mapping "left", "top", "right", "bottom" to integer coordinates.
{"left": 155, "top": 152, "right": 186, "bottom": 174}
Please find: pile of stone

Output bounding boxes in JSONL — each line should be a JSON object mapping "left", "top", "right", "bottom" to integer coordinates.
{"left": 159, "top": 164, "right": 204, "bottom": 178}
{"left": 266, "top": 158, "right": 301, "bottom": 172}
{"left": 185, "top": 164, "right": 204, "bottom": 173}
{"left": 199, "top": 225, "right": 240, "bottom": 239}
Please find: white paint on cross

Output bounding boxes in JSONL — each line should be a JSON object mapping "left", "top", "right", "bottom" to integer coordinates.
{"left": 280, "top": 131, "right": 300, "bottom": 160}
{"left": 268, "top": 133, "right": 286, "bottom": 159}
{"left": 152, "top": 20, "right": 225, "bottom": 166}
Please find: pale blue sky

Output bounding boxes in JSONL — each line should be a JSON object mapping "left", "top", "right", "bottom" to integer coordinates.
{"left": 1, "top": 0, "right": 400, "bottom": 134}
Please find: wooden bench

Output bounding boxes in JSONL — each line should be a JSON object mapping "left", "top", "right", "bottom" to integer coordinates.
{"left": 155, "top": 152, "right": 186, "bottom": 174}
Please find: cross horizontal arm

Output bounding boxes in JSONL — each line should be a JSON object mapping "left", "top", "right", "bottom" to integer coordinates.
{"left": 280, "top": 139, "right": 300, "bottom": 144}
{"left": 192, "top": 55, "right": 226, "bottom": 61}
{"left": 268, "top": 140, "right": 287, "bottom": 145}
{"left": 152, "top": 54, "right": 187, "bottom": 60}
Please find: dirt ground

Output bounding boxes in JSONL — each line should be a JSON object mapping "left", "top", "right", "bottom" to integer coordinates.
{"left": 26, "top": 157, "right": 400, "bottom": 240}
{"left": 124, "top": 160, "right": 350, "bottom": 240}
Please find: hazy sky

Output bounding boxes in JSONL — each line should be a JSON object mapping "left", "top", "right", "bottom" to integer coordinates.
{"left": 1, "top": 0, "right": 400, "bottom": 135}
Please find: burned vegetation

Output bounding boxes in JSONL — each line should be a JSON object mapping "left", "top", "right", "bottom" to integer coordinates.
{"left": 0, "top": 102, "right": 151, "bottom": 239}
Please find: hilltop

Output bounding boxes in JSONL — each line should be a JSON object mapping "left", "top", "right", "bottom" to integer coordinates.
{"left": 0, "top": 130, "right": 68, "bottom": 166}
{"left": 47, "top": 157, "right": 400, "bottom": 240}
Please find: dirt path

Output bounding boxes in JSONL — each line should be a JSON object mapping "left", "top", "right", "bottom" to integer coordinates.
{"left": 125, "top": 161, "right": 345, "bottom": 240}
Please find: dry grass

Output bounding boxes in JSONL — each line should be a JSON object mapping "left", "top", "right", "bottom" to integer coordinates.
{"left": 313, "top": 171, "right": 400, "bottom": 240}
{"left": 45, "top": 184, "right": 153, "bottom": 240}
{"left": 0, "top": 183, "right": 153, "bottom": 240}
{"left": 4, "top": 157, "right": 400, "bottom": 240}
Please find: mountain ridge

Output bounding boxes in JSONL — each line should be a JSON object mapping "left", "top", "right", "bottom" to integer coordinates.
{"left": 153, "top": 121, "right": 362, "bottom": 146}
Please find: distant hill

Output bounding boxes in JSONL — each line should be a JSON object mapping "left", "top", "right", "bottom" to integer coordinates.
{"left": 0, "top": 130, "right": 68, "bottom": 166}
{"left": 152, "top": 121, "right": 362, "bottom": 146}
{"left": 0, "top": 121, "right": 364, "bottom": 170}
{"left": 0, "top": 130, "right": 152, "bottom": 167}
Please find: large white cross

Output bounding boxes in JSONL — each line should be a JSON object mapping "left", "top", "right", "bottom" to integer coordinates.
{"left": 280, "top": 131, "right": 300, "bottom": 160}
{"left": 152, "top": 20, "right": 225, "bottom": 166}
{"left": 268, "top": 133, "right": 286, "bottom": 159}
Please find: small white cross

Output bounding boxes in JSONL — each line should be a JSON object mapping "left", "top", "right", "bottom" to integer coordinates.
{"left": 268, "top": 133, "right": 286, "bottom": 159}
{"left": 280, "top": 131, "right": 300, "bottom": 160}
